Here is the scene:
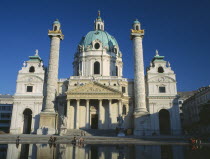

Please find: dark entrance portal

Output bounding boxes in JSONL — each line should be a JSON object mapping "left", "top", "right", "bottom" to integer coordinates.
{"left": 23, "top": 108, "right": 32, "bottom": 134}
{"left": 91, "top": 114, "right": 98, "bottom": 129}
{"left": 159, "top": 109, "right": 171, "bottom": 135}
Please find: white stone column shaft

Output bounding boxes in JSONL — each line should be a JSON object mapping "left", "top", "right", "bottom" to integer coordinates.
{"left": 98, "top": 100, "right": 102, "bottom": 129}
{"left": 108, "top": 99, "right": 112, "bottom": 129}
{"left": 118, "top": 99, "right": 122, "bottom": 115}
{"left": 43, "top": 36, "right": 61, "bottom": 112}
{"left": 67, "top": 100, "right": 70, "bottom": 129}
{"left": 75, "top": 99, "right": 80, "bottom": 129}
{"left": 86, "top": 100, "right": 90, "bottom": 129}
{"left": 132, "top": 36, "right": 147, "bottom": 113}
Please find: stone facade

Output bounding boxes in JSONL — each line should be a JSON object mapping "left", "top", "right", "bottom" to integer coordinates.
{"left": 146, "top": 51, "right": 181, "bottom": 135}
{"left": 10, "top": 52, "right": 45, "bottom": 134}
{"left": 182, "top": 86, "right": 210, "bottom": 134}
{"left": 9, "top": 13, "right": 181, "bottom": 135}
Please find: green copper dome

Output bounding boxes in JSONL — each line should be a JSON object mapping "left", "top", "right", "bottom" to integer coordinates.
{"left": 133, "top": 19, "right": 140, "bottom": 24}
{"left": 53, "top": 19, "right": 60, "bottom": 24}
{"left": 79, "top": 30, "right": 119, "bottom": 51}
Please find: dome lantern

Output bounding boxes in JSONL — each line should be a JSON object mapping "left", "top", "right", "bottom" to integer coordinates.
{"left": 95, "top": 10, "right": 104, "bottom": 31}
{"left": 133, "top": 19, "right": 141, "bottom": 30}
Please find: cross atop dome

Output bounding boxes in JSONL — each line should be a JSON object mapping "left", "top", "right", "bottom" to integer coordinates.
{"left": 97, "top": 10, "right": 101, "bottom": 19}
{"left": 94, "top": 10, "right": 104, "bottom": 31}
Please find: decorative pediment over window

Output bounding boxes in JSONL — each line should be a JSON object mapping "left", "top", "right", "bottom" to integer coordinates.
{"left": 66, "top": 82, "right": 123, "bottom": 99}
{"left": 19, "top": 75, "right": 44, "bottom": 82}
{"left": 148, "top": 76, "right": 176, "bottom": 83}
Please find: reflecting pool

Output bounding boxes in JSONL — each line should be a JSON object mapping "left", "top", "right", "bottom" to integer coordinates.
{"left": 0, "top": 144, "right": 210, "bottom": 159}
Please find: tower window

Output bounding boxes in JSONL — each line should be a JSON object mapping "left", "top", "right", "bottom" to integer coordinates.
{"left": 116, "top": 66, "right": 118, "bottom": 76}
{"left": 114, "top": 48, "right": 117, "bottom": 53}
{"left": 136, "top": 25, "right": 139, "bottom": 30}
{"left": 158, "top": 67, "right": 164, "bottom": 73}
{"left": 122, "top": 105, "right": 127, "bottom": 115}
{"left": 159, "top": 87, "right": 166, "bottom": 93}
{"left": 29, "top": 66, "right": 35, "bottom": 73}
{"left": 94, "top": 43, "right": 100, "bottom": 49}
{"left": 27, "top": 86, "right": 33, "bottom": 92}
{"left": 54, "top": 26, "right": 57, "bottom": 31}
{"left": 122, "top": 87, "right": 126, "bottom": 93}
{"left": 98, "top": 24, "right": 100, "bottom": 30}
{"left": 94, "top": 61, "right": 100, "bottom": 74}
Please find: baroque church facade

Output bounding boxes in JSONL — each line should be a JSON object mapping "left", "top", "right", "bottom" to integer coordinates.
{"left": 9, "top": 12, "right": 181, "bottom": 136}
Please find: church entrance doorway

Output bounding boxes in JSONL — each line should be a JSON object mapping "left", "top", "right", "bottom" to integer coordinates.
{"left": 91, "top": 114, "right": 98, "bottom": 129}
{"left": 23, "top": 108, "right": 32, "bottom": 134}
{"left": 159, "top": 109, "right": 171, "bottom": 135}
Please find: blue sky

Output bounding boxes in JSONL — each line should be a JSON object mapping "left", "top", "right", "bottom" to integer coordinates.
{"left": 0, "top": 0, "right": 210, "bottom": 94}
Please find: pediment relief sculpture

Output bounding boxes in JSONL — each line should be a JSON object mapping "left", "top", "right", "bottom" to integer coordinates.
{"left": 148, "top": 76, "right": 175, "bottom": 83}
{"left": 19, "top": 75, "right": 43, "bottom": 82}
{"left": 67, "top": 82, "right": 122, "bottom": 94}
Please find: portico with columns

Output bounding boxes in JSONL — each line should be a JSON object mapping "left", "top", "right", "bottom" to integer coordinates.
{"left": 66, "top": 82, "right": 129, "bottom": 130}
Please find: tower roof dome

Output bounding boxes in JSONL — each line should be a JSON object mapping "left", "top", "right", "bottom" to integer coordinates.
{"left": 79, "top": 30, "right": 119, "bottom": 51}
{"left": 53, "top": 19, "right": 60, "bottom": 24}
{"left": 133, "top": 19, "right": 140, "bottom": 24}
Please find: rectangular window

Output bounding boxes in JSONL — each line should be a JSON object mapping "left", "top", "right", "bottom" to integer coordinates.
{"left": 27, "top": 86, "right": 33, "bottom": 92}
{"left": 159, "top": 87, "right": 166, "bottom": 93}
{"left": 122, "top": 87, "right": 126, "bottom": 93}
{"left": 122, "top": 105, "right": 127, "bottom": 115}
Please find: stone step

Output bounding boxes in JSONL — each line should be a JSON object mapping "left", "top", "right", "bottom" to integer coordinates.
{"left": 66, "top": 129, "right": 116, "bottom": 136}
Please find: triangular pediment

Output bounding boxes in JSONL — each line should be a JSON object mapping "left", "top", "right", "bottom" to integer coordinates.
{"left": 67, "top": 82, "right": 122, "bottom": 95}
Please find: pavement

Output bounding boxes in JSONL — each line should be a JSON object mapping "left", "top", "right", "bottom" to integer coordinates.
{"left": 0, "top": 134, "right": 210, "bottom": 145}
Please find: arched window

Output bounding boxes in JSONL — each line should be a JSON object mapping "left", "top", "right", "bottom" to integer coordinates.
{"left": 54, "top": 26, "right": 57, "bottom": 31}
{"left": 29, "top": 66, "right": 35, "bottom": 73}
{"left": 116, "top": 66, "right": 118, "bottom": 76}
{"left": 98, "top": 24, "right": 100, "bottom": 30}
{"left": 159, "top": 109, "right": 171, "bottom": 135}
{"left": 136, "top": 25, "right": 139, "bottom": 30}
{"left": 158, "top": 67, "right": 164, "bottom": 73}
{"left": 114, "top": 48, "right": 117, "bottom": 53}
{"left": 23, "top": 108, "right": 32, "bottom": 134}
{"left": 94, "top": 61, "right": 100, "bottom": 74}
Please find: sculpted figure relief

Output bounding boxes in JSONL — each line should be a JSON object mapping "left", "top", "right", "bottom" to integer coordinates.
{"left": 60, "top": 115, "right": 67, "bottom": 128}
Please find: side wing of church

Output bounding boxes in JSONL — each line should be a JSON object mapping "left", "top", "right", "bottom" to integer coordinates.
{"left": 9, "top": 12, "right": 181, "bottom": 136}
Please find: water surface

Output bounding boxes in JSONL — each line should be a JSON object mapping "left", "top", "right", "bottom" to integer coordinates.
{"left": 1, "top": 143, "right": 210, "bottom": 159}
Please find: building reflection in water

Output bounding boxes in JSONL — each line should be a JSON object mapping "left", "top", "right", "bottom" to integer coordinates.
{"left": 5, "top": 143, "right": 186, "bottom": 159}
